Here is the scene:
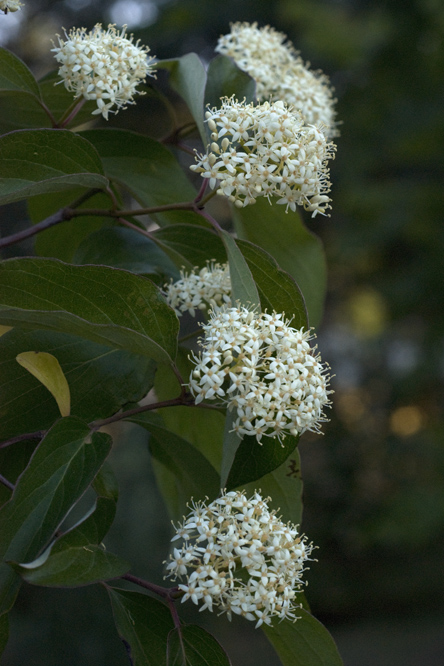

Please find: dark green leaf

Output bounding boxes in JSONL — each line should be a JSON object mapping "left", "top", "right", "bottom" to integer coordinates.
{"left": 74, "top": 226, "right": 180, "bottom": 279}
{"left": 167, "top": 625, "right": 232, "bottom": 666}
{"left": 81, "top": 129, "right": 202, "bottom": 226}
{"left": 233, "top": 199, "right": 327, "bottom": 327}
{"left": 158, "top": 54, "right": 207, "bottom": 144}
{"left": 236, "top": 239, "right": 308, "bottom": 328}
{"left": 205, "top": 55, "right": 255, "bottom": 108}
{"left": 243, "top": 449, "right": 304, "bottom": 526}
{"left": 153, "top": 224, "right": 226, "bottom": 270}
{"left": 221, "top": 230, "right": 259, "bottom": 308}
{"left": 0, "top": 440, "right": 38, "bottom": 509}
{"left": 0, "top": 47, "right": 41, "bottom": 98}
{"left": 108, "top": 587, "right": 174, "bottom": 666}
{"left": 226, "top": 432, "right": 299, "bottom": 491}
{"left": 0, "top": 328, "right": 156, "bottom": 441}
{"left": 220, "top": 416, "right": 243, "bottom": 489}
{"left": 28, "top": 188, "right": 113, "bottom": 262}
{"left": 0, "top": 417, "right": 111, "bottom": 563}
{"left": 93, "top": 461, "right": 119, "bottom": 502}
{"left": 0, "top": 418, "right": 111, "bottom": 614}
{"left": 0, "top": 129, "right": 108, "bottom": 205}
{"left": 262, "top": 611, "right": 343, "bottom": 666}
{"left": 128, "top": 412, "right": 220, "bottom": 503}
{"left": 0, "top": 611, "right": 8, "bottom": 657}
{"left": 12, "top": 545, "right": 129, "bottom": 587}
{"left": 0, "top": 258, "right": 178, "bottom": 363}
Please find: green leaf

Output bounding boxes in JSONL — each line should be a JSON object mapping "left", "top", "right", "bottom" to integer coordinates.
{"left": 226, "top": 433, "right": 299, "bottom": 491}
{"left": 0, "top": 417, "right": 111, "bottom": 614}
{"left": 0, "top": 440, "right": 37, "bottom": 509}
{"left": 28, "top": 188, "right": 113, "bottom": 262}
{"left": 221, "top": 230, "right": 259, "bottom": 308}
{"left": 0, "top": 258, "right": 178, "bottom": 363}
{"left": 0, "top": 611, "right": 8, "bottom": 657}
{"left": 108, "top": 587, "right": 174, "bottom": 666}
{"left": 0, "top": 417, "right": 111, "bottom": 563}
{"left": 0, "top": 328, "right": 156, "bottom": 441}
{"left": 81, "top": 129, "right": 202, "bottom": 226}
{"left": 233, "top": 199, "right": 327, "bottom": 327}
{"left": 74, "top": 227, "right": 180, "bottom": 279}
{"left": 205, "top": 54, "right": 255, "bottom": 108}
{"left": 128, "top": 412, "right": 220, "bottom": 503}
{"left": 153, "top": 224, "right": 226, "bottom": 270}
{"left": 262, "top": 611, "right": 344, "bottom": 666}
{"left": 0, "top": 129, "right": 108, "bottom": 205}
{"left": 220, "top": 416, "right": 243, "bottom": 489}
{"left": 0, "top": 47, "right": 41, "bottom": 98}
{"left": 236, "top": 239, "right": 308, "bottom": 328}
{"left": 12, "top": 545, "right": 129, "bottom": 587}
{"left": 16, "top": 350, "right": 70, "bottom": 417}
{"left": 243, "top": 449, "right": 304, "bottom": 526}
{"left": 158, "top": 54, "right": 207, "bottom": 144}
{"left": 167, "top": 625, "right": 232, "bottom": 666}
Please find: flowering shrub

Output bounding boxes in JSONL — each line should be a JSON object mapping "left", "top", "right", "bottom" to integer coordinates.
{"left": 166, "top": 490, "right": 314, "bottom": 627}
{"left": 189, "top": 306, "right": 331, "bottom": 442}
{"left": 52, "top": 23, "right": 156, "bottom": 119}
{"left": 0, "top": 10, "right": 344, "bottom": 666}
{"left": 216, "top": 22, "right": 338, "bottom": 137}
{"left": 191, "top": 98, "right": 336, "bottom": 214}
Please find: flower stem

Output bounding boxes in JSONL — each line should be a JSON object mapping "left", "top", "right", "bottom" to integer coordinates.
{"left": 0, "top": 473, "right": 14, "bottom": 491}
{"left": 56, "top": 97, "right": 86, "bottom": 128}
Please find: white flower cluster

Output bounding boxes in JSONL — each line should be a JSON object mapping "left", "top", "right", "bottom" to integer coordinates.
{"left": 166, "top": 490, "right": 313, "bottom": 627}
{"left": 52, "top": 24, "right": 156, "bottom": 120}
{"left": 189, "top": 306, "right": 331, "bottom": 443}
{"left": 164, "top": 262, "right": 232, "bottom": 317}
{"left": 191, "top": 98, "right": 335, "bottom": 216}
{"left": 216, "top": 22, "right": 338, "bottom": 138}
{"left": 0, "top": 0, "right": 22, "bottom": 11}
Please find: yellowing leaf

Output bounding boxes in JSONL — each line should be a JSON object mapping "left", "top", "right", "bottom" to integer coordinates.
{"left": 0, "top": 325, "right": 12, "bottom": 337}
{"left": 16, "top": 351, "right": 71, "bottom": 417}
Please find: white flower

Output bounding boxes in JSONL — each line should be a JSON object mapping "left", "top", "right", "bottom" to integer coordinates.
{"left": 191, "top": 98, "right": 335, "bottom": 216}
{"left": 216, "top": 22, "right": 338, "bottom": 138}
{"left": 188, "top": 306, "right": 332, "bottom": 443}
{"left": 166, "top": 490, "right": 314, "bottom": 627}
{"left": 0, "top": 0, "right": 22, "bottom": 11}
{"left": 51, "top": 23, "right": 156, "bottom": 120}
{"left": 164, "top": 262, "right": 231, "bottom": 317}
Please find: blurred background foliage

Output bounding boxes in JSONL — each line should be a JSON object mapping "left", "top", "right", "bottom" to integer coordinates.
{"left": 1, "top": 0, "right": 444, "bottom": 664}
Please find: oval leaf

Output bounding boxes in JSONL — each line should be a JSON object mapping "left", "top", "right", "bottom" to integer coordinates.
{"left": 0, "top": 258, "right": 178, "bottom": 363}
{"left": 205, "top": 54, "right": 255, "bottom": 108}
{"left": 167, "top": 625, "right": 232, "bottom": 666}
{"left": 0, "top": 129, "right": 108, "bottom": 205}
{"left": 16, "top": 351, "right": 70, "bottom": 417}
{"left": 233, "top": 198, "right": 327, "bottom": 327}
{"left": 0, "top": 47, "right": 41, "bottom": 98}
{"left": 236, "top": 239, "right": 308, "bottom": 329}
{"left": 158, "top": 54, "right": 207, "bottom": 144}
{"left": 12, "top": 545, "right": 129, "bottom": 587}
{"left": 153, "top": 224, "right": 226, "bottom": 270}
{"left": 221, "top": 230, "right": 259, "bottom": 308}
{"left": 262, "top": 610, "right": 344, "bottom": 666}
{"left": 108, "top": 587, "right": 174, "bottom": 666}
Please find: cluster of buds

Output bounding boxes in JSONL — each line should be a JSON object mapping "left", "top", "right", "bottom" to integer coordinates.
{"left": 216, "top": 22, "right": 337, "bottom": 138}
{"left": 164, "top": 262, "right": 232, "bottom": 317}
{"left": 166, "top": 490, "right": 314, "bottom": 627}
{"left": 189, "top": 306, "right": 331, "bottom": 443}
{"left": 191, "top": 98, "right": 335, "bottom": 216}
{"left": 52, "top": 23, "right": 156, "bottom": 119}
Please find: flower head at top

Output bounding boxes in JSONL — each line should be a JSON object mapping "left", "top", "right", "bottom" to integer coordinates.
{"left": 191, "top": 98, "right": 335, "bottom": 217}
{"left": 164, "top": 262, "right": 231, "bottom": 318}
{"left": 216, "top": 22, "right": 338, "bottom": 138}
{"left": 189, "top": 305, "right": 332, "bottom": 443}
{"left": 165, "top": 489, "right": 314, "bottom": 627}
{"left": 0, "top": 0, "right": 23, "bottom": 12}
{"left": 52, "top": 23, "right": 156, "bottom": 120}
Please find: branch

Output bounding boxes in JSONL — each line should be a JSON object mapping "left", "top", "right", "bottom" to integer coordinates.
{"left": 0, "top": 188, "right": 104, "bottom": 250}
{"left": 89, "top": 394, "right": 196, "bottom": 431}
{"left": 0, "top": 430, "right": 45, "bottom": 450}
{"left": 122, "top": 573, "right": 181, "bottom": 601}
